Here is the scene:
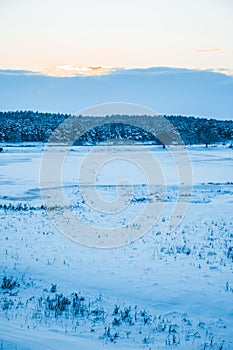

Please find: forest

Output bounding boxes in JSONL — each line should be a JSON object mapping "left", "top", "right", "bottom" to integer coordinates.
{"left": 0, "top": 110, "right": 232, "bottom": 146}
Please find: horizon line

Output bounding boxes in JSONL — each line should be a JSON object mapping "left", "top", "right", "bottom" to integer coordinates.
{"left": 1, "top": 109, "right": 232, "bottom": 123}
{"left": 0, "top": 66, "right": 233, "bottom": 78}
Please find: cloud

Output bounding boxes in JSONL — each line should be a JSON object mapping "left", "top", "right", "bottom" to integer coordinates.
{"left": 0, "top": 66, "right": 232, "bottom": 79}
{"left": 196, "top": 48, "right": 222, "bottom": 53}
{"left": 112, "top": 67, "right": 191, "bottom": 76}
{"left": 0, "top": 69, "right": 40, "bottom": 76}
{"left": 44, "top": 65, "right": 115, "bottom": 77}
{"left": 0, "top": 66, "right": 232, "bottom": 120}
{"left": 209, "top": 68, "right": 233, "bottom": 77}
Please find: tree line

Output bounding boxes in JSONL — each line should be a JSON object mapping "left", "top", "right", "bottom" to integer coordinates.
{"left": 0, "top": 110, "right": 232, "bottom": 146}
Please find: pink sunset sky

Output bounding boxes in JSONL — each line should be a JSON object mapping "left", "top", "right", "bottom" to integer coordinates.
{"left": 0, "top": 0, "right": 233, "bottom": 77}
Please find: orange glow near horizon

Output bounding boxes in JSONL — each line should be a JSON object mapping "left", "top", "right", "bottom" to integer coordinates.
{"left": 44, "top": 65, "right": 116, "bottom": 77}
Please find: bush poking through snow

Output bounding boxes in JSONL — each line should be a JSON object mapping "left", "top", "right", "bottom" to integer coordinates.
{"left": 226, "top": 247, "right": 233, "bottom": 262}
{"left": 1, "top": 276, "right": 19, "bottom": 290}
{"left": 50, "top": 284, "right": 57, "bottom": 293}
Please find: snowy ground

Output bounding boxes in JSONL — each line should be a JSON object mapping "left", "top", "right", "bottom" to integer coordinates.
{"left": 0, "top": 144, "right": 233, "bottom": 349}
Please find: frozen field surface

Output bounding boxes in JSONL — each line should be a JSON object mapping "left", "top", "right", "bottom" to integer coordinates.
{"left": 0, "top": 144, "right": 233, "bottom": 349}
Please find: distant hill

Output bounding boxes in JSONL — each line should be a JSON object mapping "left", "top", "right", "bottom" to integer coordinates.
{"left": 0, "top": 111, "right": 232, "bottom": 146}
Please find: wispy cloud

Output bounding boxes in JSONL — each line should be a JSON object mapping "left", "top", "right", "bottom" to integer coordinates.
{"left": 0, "top": 69, "right": 40, "bottom": 76}
{"left": 0, "top": 66, "right": 233, "bottom": 78}
{"left": 209, "top": 68, "right": 233, "bottom": 76}
{"left": 44, "top": 65, "right": 115, "bottom": 77}
{"left": 196, "top": 48, "right": 222, "bottom": 53}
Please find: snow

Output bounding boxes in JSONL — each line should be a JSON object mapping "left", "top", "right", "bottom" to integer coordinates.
{"left": 0, "top": 144, "right": 233, "bottom": 349}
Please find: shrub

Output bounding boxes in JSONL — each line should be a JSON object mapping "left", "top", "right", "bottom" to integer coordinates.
{"left": 1, "top": 276, "right": 19, "bottom": 290}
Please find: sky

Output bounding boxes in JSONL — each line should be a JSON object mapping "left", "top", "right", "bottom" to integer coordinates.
{"left": 0, "top": 0, "right": 233, "bottom": 75}
{"left": 0, "top": 0, "right": 233, "bottom": 119}
{"left": 1, "top": 67, "right": 233, "bottom": 119}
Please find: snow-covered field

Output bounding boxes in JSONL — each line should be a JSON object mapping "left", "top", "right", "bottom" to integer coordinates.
{"left": 0, "top": 144, "right": 233, "bottom": 349}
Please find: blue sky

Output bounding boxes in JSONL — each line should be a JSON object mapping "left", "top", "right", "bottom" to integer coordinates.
{"left": 1, "top": 67, "right": 232, "bottom": 119}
